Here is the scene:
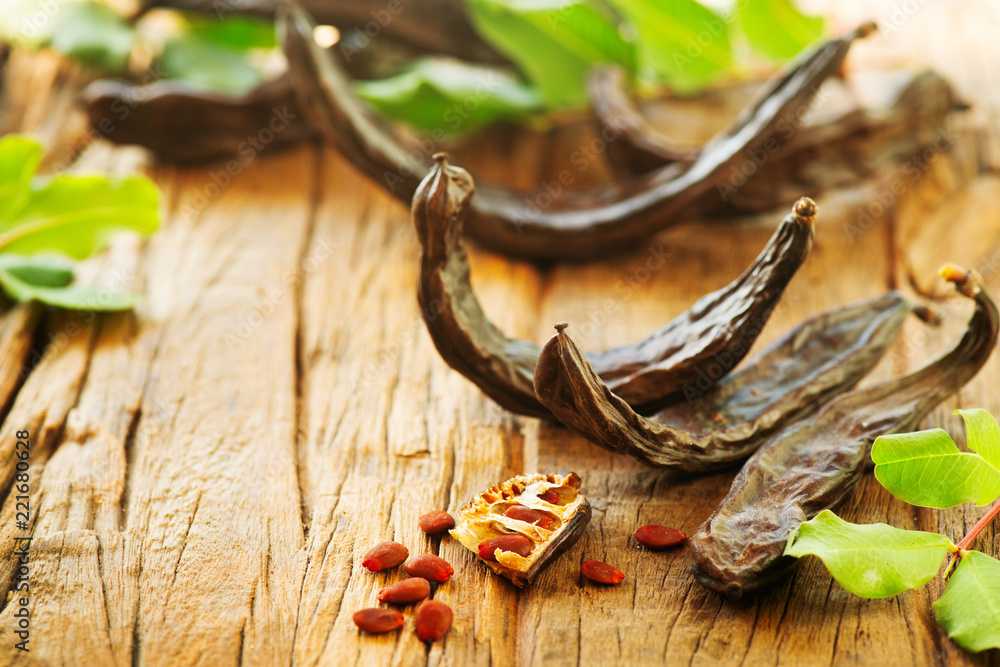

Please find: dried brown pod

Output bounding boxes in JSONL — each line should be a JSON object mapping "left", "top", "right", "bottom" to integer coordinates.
{"left": 534, "top": 291, "right": 919, "bottom": 471}
{"left": 451, "top": 473, "right": 591, "bottom": 587}
{"left": 414, "top": 156, "right": 814, "bottom": 418}
{"left": 589, "top": 66, "right": 960, "bottom": 216}
{"left": 689, "top": 265, "right": 999, "bottom": 599}
{"left": 279, "top": 3, "right": 870, "bottom": 260}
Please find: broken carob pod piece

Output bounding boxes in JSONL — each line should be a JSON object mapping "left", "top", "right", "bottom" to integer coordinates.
{"left": 280, "top": 3, "right": 869, "bottom": 260}
{"left": 689, "top": 264, "right": 999, "bottom": 599}
{"left": 451, "top": 473, "right": 591, "bottom": 587}
{"left": 534, "top": 289, "right": 918, "bottom": 470}
{"left": 84, "top": 75, "right": 314, "bottom": 164}
{"left": 414, "top": 158, "right": 814, "bottom": 418}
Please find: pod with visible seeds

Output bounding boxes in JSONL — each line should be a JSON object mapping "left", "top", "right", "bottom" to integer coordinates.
{"left": 361, "top": 541, "right": 408, "bottom": 572}
{"left": 377, "top": 578, "right": 431, "bottom": 604}
{"left": 451, "top": 472, "right": 591, "bottom": 587}
{"left": 352, "top": 608, "right": 404, "bottom": 634}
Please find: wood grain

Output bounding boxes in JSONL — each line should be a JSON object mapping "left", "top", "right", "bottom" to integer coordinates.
{"left": 0, "top": 1, "right": 998, "bottom": 665}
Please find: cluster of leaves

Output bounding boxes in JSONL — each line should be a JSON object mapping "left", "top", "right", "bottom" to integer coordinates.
{"left": 0, "top": 135, "right": 159, "bottom": 310}
{"left": 784, "top": 408, "right": 1000, "bottom": 653}
{"left": 1, "top": 0, "right": 825, "bottom": 134}
{"left": 0, "top": 0, "right": 277, "bottom": 95}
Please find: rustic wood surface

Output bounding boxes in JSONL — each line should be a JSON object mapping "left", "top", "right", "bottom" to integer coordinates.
{"left": 0, "top": 1, "right": 998, "bottom": 664}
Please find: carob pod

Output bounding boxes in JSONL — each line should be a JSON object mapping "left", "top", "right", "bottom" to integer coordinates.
{"left": 589, "top": 66, "right": 960, "bottom": 211}
{"left": 534, "top": 290, "right": 921, "bottom": 470}
{"left": 451, "top": 472, "right": 591, "bottom": 587}
{"left": 414, "top": 156, "right": 814, "bottom": 418}
{"left": 83, "top": 75, "right": 314, "bottom": 164}
{"left": 279, "top": 3, "right": 870, "bottom": 261}
{"left": 689, "top": 265, "right": 999, "bottom": 599}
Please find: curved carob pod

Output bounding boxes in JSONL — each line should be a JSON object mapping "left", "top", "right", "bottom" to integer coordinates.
{"left": 83, "top": 75, "right": 314, "bottom": 164}
{"left": 590, "top": 66, "right": 960, "bottom": 214}
{"left": 688, "top": 264, "right": 999, "bottom": 599}
{"left": 534, "top": 292, "right": 920, "bottom": 470}
{"left": 413, "top": 154, "right": 814, "bottom": 418}
{"left": 280, "top": 2, "right": 869, "bottom": 260}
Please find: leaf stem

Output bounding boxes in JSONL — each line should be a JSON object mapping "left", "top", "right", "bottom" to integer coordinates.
{"left": 945, "top": 496, "right": 1000, "bottom": 577}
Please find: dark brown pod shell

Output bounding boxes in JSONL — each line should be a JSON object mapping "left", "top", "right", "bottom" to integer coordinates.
{"left": 451, "top": 472, "right": 591, "bottom": 587}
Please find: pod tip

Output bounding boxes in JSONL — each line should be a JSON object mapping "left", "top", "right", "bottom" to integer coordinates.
{"left": 793, "top": 197, "right": 818, "bottom": 222}
{"left": 939, "top": 263, "right": 969, "bottom": 284}
{"left": 856, "top": 21, "right": 878, "bottom": 38}
{"left": 940, "top": 263, "right": 984, "bottom": 298}
{"left": 554, "top": 321, "right": 569, "bottom": 333}
{"left": 432, "top": 152, "right": 450, "bottom": 164}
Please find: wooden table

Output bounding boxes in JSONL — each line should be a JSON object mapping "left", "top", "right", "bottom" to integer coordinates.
{"left": 0, "top": 1, "right": 998, "bottom": 664}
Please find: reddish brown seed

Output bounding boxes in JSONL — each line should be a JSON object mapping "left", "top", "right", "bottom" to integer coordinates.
{"left": 503, "top": 505, "right": 555, "bottom": 529}
{"left": 581, "top": 560, "right": 625, "bottom": 585}
{"left": 478, "top": 534, "right": 533, "bottom": 561}
{"left": 419, "top": 511, "right": 456, "bottom": 535}
{"left": 404, "top": 554, "right": 454, "bottom": 582}
{"left": 377, "top": 577, "right": 431, "bottom": 604}
{"left": 362, "top": 541, "right": 409, "bottom": 572}
{"left": 353, "top": 608, "right": 405, "bottom": 634}
{"left": 538, "top": 489, "right": 560, "bottom": 504}
{"left": 634, "top": 524, "right": 688, "bottom": 550}
{"left": 415, "top": 600, "right": 453, "bottom": 642}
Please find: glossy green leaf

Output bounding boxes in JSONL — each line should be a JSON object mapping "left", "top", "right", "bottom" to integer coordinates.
{"left": 0, "top": 255, "right": 74, "bottom": 287}
{"left": 158, "top": 35, "right": 264, "bottom": 95}
{"left": 48, "top": 1, "right": 134, "bottom": 72}
{"left": 737, "top": 0, "right": 824, "bottom": 60}
{"left": 933, "top": 551, "right": 1000, "bottom": 652}
{"left": 0, "top": 267, "right": 139, "bottom": 310}
{"left": 0, "top": 175, "right": 159, "bottom": 259}
{"left": 873, "top": 425, "right": 1000, "bottom": 508}
{"left": 784, "top": 510, "right": 953, "bottom": 598}
{"left": 606, "top": 0, "right": 730, "bottom": 93}
{"left": 956, "top": 408, "right": 1000, "bottom": 469}
{"left": 181, "top": 13, "right": 277, "bottom": 51}
{"left": 0, "top": 134, "right": 158, "bottom": 310}
{"left": 355, "top": 58, "right": 542, "bottom": 134}
{"left": 0, "top": 136, "right": 41, "bottom": 220}
{"left": 466, "top": 0, "right": 635, "bottom": 108}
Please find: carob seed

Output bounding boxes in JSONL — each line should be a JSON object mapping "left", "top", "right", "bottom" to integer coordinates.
{"left": 404, "top": 554, "right": 454, "bottom": 582}
{"left": 581, "top": 560, "right": 625, "bottom": 585}
{"left": 419, "top": 510, "right": 456, "bottom": 535}
{"left": 352, "top": 608, "right": 404, "bottom": 634}
{"left": 503, "top": 505, "right": 555, "bottom": 529}
{"left": 635, "top": 525, "right": 688, "bottom": 550}
{"left": 538, "top": 489, "right": 560, "bottom": 504}
{"left": 377, "top": 577, "right": 431, "bottom": 604}
{"left": 415, "top": 600, "right": 453, "bottom": 642}
{"left": 361, "top": 541, "right": 408, "bottom": 572}
{"left": 478, "top": 535, "right": 533, "bottom": 561}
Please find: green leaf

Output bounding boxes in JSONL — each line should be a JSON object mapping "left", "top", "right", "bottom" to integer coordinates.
{"left": 158, "top": 35, "right": 264, "bottom": 95}
{"left": 0, "top": 267, "right": 140, "bottom": 310}
{"left": 48, "top": 1, "right": 134, "bottom": 72}
{"left": 354, "top": 58, "right": 542, "bottom": 134}
{"left": 0, "top": 175, "right": 160, "bottom": 259}
{"left": 465, "top": 0, "right": 635, "bottom": 109}
{"left": 0, "top": 135, "right": 41, "bottom": 221}
{"left": 933, "top": 551, "right": 1000, "bottom": 652}
{"left": 181, "top": 13, "right": 277, "bottom": 51}
{"left": 873, "top": 427, "right": 1000, "bottom": 508}
{"left": 956, "top": 408, "right": 1000, "bottom": 469}
{"left": 737, "top": 0, "right": 824, "bottom": 61}
{"left": 784, "top": 510, "right": 953, "bottom": 598}
{"left": 0, "top": 254, "right": 74, "bottom": 287}
{"left": 606, "top": 0, "right": 731, "bottom": 93}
